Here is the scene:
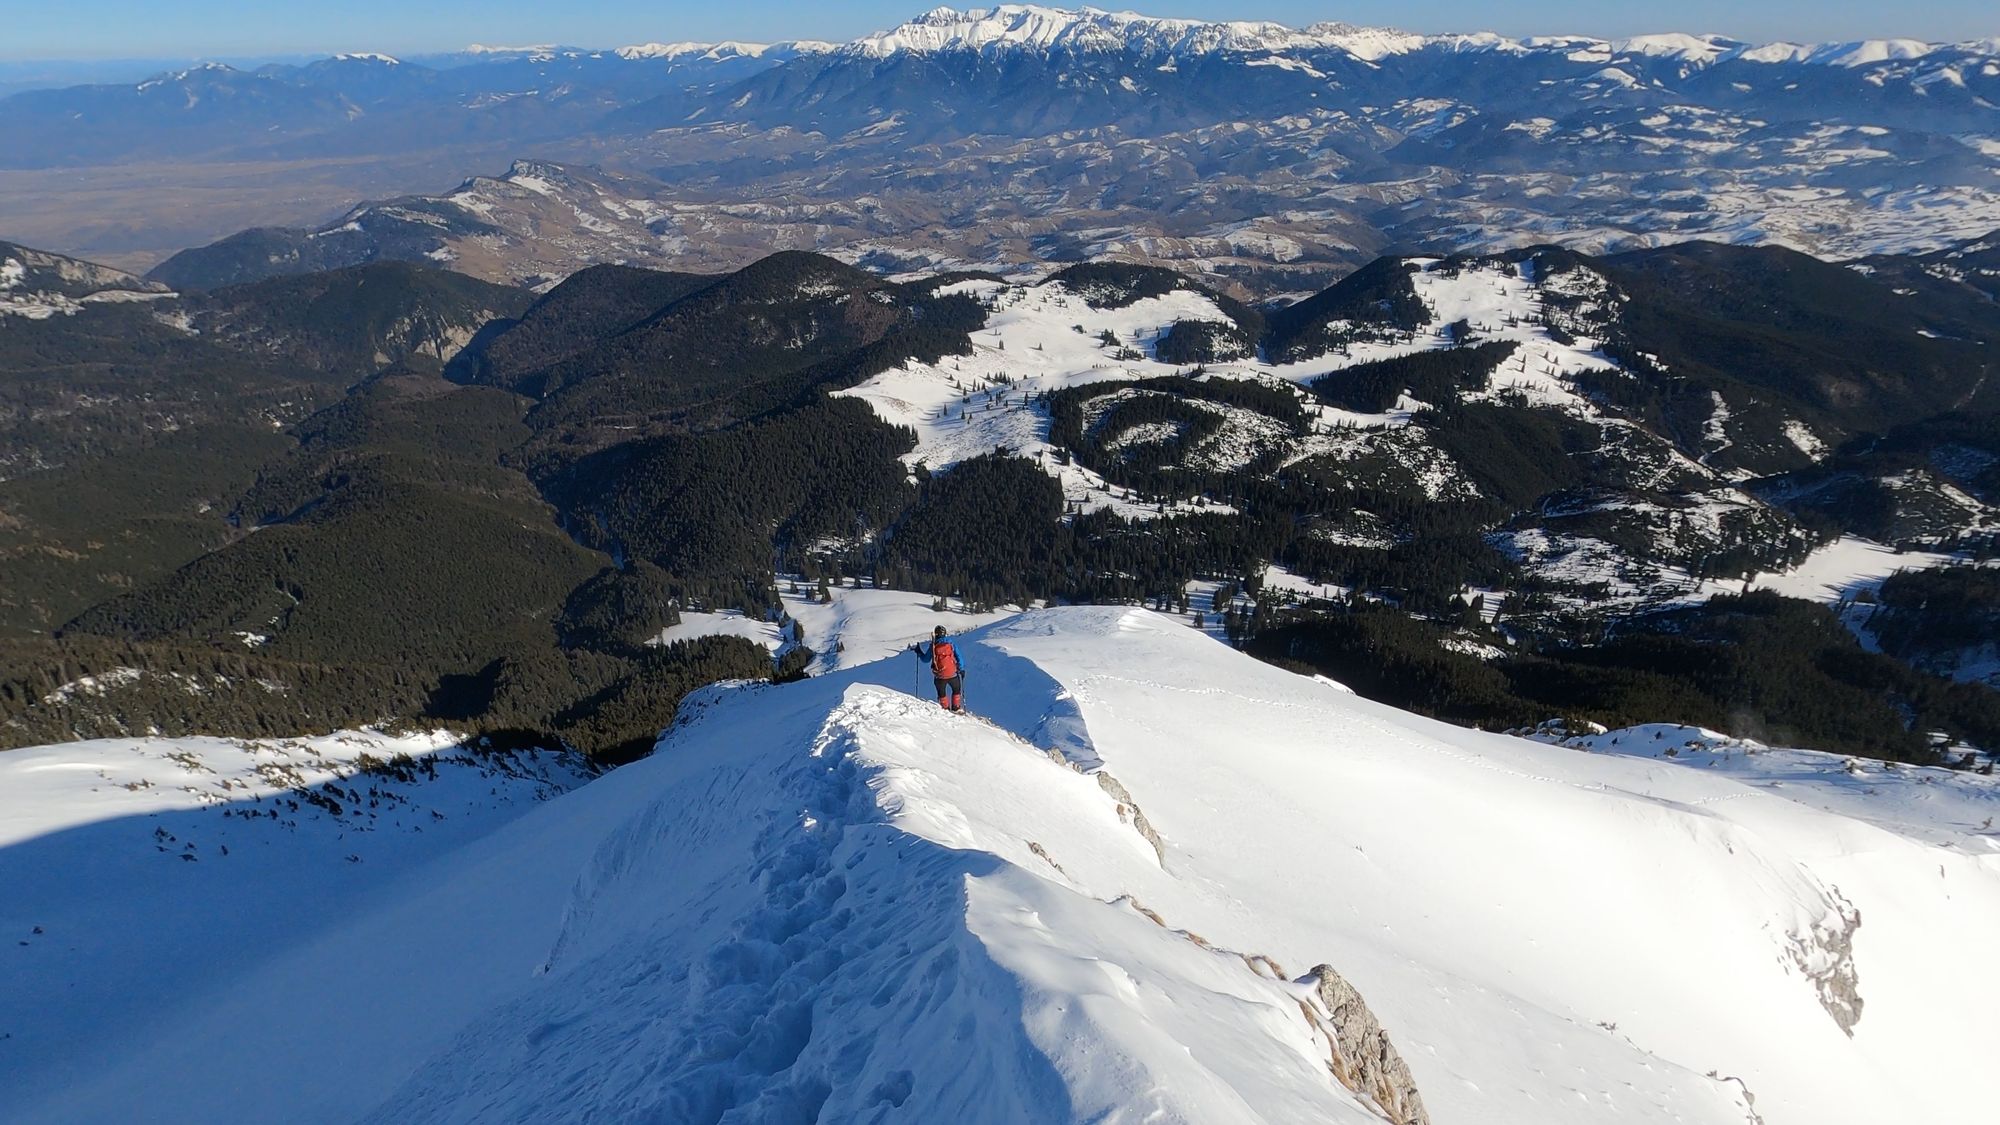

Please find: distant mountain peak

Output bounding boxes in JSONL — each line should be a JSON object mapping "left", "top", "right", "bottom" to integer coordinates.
{"left": 503, "top": 157, "right": 585, "bottom": 182}
{"left": 132, "top": 60, "right": 238, "bottom": 91}
{"left": 840, "top": 5, "right": 1418, "bottom": 61}
{"left": 613, "top": 39, "right": 836, "bottom": 62}
{"left": 1610, "top": 32, "right": 1744, "bottom": 62}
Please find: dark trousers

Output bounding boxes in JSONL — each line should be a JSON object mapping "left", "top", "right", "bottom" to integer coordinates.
{"left": 933, "top": 674, "right": 964, "bottom": 710}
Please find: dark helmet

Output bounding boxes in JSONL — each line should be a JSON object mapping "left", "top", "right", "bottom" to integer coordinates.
{"left": 934, "top": 626, "right": 948, "bottom": 639}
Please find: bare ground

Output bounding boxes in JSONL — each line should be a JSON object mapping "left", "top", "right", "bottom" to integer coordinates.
{"left": 0, "top": 146, "right": 526, "bottom": 272}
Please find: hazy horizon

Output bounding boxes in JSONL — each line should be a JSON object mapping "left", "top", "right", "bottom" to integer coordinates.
{"left": 1, "top": 1, "right": 1993, "bottom": 63}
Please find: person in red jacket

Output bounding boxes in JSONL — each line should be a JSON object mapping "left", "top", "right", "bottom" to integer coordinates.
{"left": 910, "top": 625, "right": 965, "bottom": 712}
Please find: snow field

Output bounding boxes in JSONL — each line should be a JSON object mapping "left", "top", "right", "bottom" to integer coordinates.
{"left": 0, "top": 731, "right": 593, "bottom": 1112}
{"left": 1261, "top": 563, "right": 1353, "bottom": 604}
{"left": 838, "top": 279, "right": 1247, "bottom": 519}
{"left": 1500, "top": 527, "right": 1968, "bottom": 619}
{"left": 976, "top": 610, "right": 2000, "bottom": 1124}
{"left": 1744, "top": 535, "right": 1961, "bottom": 604}
{"left": 1526, "top": 721, "right": 2000, "bottom": 850}
{"left": 6, "top": 608, "right": 1998, "bottom": 1123}
{"left": 775, "top": 579, "right": 1025, "bottom": 674}
{"left": 648, "top": 609, "right": 787, "bottom": 652}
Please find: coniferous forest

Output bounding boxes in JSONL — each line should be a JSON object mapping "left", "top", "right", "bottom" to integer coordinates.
{"left": 3, "top": 244, "right": 1997, "bottom": 768}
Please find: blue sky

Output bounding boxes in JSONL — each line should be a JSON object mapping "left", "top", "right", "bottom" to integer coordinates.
{"left": 3, "top": 1, "right": 1994, "bottom": 60}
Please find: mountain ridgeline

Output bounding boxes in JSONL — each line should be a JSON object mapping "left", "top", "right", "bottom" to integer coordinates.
{"left": 2, "top": 240, "right": 1996, "bottom": 765}
{"left": 11, "top": 7, "right": 1985, "bottom": 297}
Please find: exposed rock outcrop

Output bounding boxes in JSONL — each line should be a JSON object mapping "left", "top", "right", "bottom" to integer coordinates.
{"left": 1119, "top": 894, "right": 1431, "bottom": 1125}
{"left": 1299, "top": 964, "right": 1431, "bottom": 1125}
{"left": 1787, "top": 888, "right": 1864, "bottom": 1035}
{"left": 1095, "top": 770, "right": 1166, "bottom": 865}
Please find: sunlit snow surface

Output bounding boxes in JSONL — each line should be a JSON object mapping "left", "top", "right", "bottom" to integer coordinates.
{"left": 0, "top": 731, "right": 594, "bottom": 1112}
{"left": 777, "top": 582, "right": 1022, "bottom": 674}
{"left": 1744, "top": 535, "right": 1961, "bottom": 603}
{"left": 1507, "top": 528, "right": 1968, "bottom": 615}
{"left": 649, "top": 609, "right": 788, "bottom": 651}
{"left": 3, "top": 608, "right": 1996, "bottom": 1124}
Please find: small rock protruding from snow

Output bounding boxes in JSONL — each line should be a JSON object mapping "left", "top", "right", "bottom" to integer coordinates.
{"left": 1095, "top": 769, "right": 1167, "bottom": 864}
{"left": 1789, "top": 892, "right": 1865, "bottom": 1036}
{"left": 1301, "top": 964, "right": 1432, "bottom": 1125}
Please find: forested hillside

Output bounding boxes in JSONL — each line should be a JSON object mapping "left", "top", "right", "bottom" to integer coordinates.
{"left": 2, "top": 243, "right": 1995, "bottom": 765}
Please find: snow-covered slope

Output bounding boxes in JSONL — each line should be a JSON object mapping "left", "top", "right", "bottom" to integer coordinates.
{"left": 5, "top": 608, "right": 1995, "bottom": 1123}
{"left": 0, "top": 731, "right": 595, "bottom": 1112}
{"left": 0, "top": 241, "right": 170, "bottom": 319}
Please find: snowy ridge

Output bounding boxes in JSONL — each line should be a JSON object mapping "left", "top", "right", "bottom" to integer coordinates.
{"left": 5, "top": 608, "right": 1997, "bottom": 1123}
{"left": 154, "top": 9, "right": 1999, "bottom": 75}
{"left": 613, "top": 40, "right": 835, "bottom": 61}
{"left": 840, "top": 5, "right": 1413, "bottom": 61}
{"left": 834, "top": 6, "right": 1994, "bottom": 70}
{"left": 0, "top": 243, "right": 171, "bottom": 319}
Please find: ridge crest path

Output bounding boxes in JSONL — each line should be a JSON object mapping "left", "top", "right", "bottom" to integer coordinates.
{"left": 4, "top": 607, "right": 1995, "bottom": 1123}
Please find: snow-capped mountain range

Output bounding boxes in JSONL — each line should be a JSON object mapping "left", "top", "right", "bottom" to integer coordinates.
{"left": 447, "top": 6, "right": 1992, "bottom": 72}
{"left": 835, "top": 5, "right": 1415, "bottom": 59}
{"left": 5, "top": 5, "right": 1998, "bottom": 285}
{"left": 832, "top": 5, "right": 1993, "bottom": 69}
{"left": 5, "top": 607, "right": 1996, "bottom": 1123}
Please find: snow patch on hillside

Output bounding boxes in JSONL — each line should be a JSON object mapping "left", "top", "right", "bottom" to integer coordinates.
{"left": 649, "top": 610, "right": 786, "bottom": 652}
{"left": 777, "top": 580, "right": 1024, "bottom": 674}
{"left": 836, "top": 278, "right": 1249, "bottom": 518}
{"left": 1783, "top": 418, "right": 1828, "bottom": 459}
{"left": 1262, "top": 563, "right": 1352, "bottom": 603}
{"left": 1500, "top": 527, "right": 1964, "bottom": 615}
{"left": 1747, "top": 535, "right": 1958, "bottom": 604}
